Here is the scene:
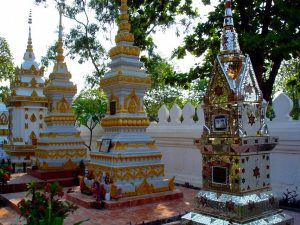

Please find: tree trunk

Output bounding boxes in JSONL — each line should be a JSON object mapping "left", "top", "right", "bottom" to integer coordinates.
{"left": 88, "top": 127, "right": 93, "bottom": 152}
{"left": 262, "top": 57, "right": 283, "bottom": 102}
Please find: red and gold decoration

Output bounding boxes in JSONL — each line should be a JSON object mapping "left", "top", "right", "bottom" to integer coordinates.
{"left": 183, "top": 0, "right": 293, "bottom": 224}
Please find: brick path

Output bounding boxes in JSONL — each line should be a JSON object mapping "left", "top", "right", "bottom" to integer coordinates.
{"left": 1, "top": 185, "right": 300, "bottom": 225}
{"left": 0, "top": 186, "right": 196, "bottom": 225}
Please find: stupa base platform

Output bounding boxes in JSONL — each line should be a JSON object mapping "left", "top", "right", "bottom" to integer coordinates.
{"left": 182, "top": 210, "right": 294, "bottom": 225}
{"left": 0, "top": 173, "right": 44, "bottom": 194}
{"left": 66, "top": 187, "right": 183, "bottom": 209}
{"left": 27, "top": 168, "right": 83, "bottom": 187}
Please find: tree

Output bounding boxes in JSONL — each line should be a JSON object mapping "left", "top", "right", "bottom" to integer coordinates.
{"left": 0, "top": 37, "right": 14, "bottom": 82}
{"left": 0, "top": 86, "right": 10, "bottom": 104}
{"left": 35, "top": 0, "right": 201, "bottom": 123}
{"left": 0, "top": 37, "right": 15, "bottom": 102}
{"left": 72, "top": 89, "right": 107, "bottom": 151}
{"left": 36, "top": 0, "right": 197, "bottom": 88}
{"left": 143, "top": 55, "right": 202, "bottom": 121}
{"left": 275, "top": 58, "right": 300, "bottom": 119}
{"left": 172, "top": 0, "right": 300, "bottom": 102}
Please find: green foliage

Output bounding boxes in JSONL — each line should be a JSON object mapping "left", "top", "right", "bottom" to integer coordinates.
{"left": 127, "top": 0, "right": 198, "bottom": 51}
{"left": 173, "top": 0, "right": 300, "bottom": 102}
{"left": 73, "top": 88, "right": 107, "bottom": 127}
{"left": 143, "top": 55, "right": 175, "bottom": 89}
{"left": 275, "top": 58, "right": 300, "bottom": 120}
{"left": 143, "top": 55, "right": 203, "bottom": 121}
{"left": 0, "top": 37, "right": 14, "bottom": 82}
{"left": 0, "top": 86, "right": 10, "bottom": 103}
{"left": 41, "top": 44, "right": 57, "bottom": 68}
{"left": 72, "top": 88, "right": 107, "bottom": 151}
{"left": 144, "top": 86, "right": 185, "bottom": 121}
{"left": 36, "top": 0, "right": 197, "bottom": 88}
{"left": 18, "top": 181, "right": 84, "bottom": 225}
{"left": 0, "top": 37, "right": 15, "bottom": 102}
{"left": 285, "top": 74, "right": 300, "bottom": 120}
{"left": 266, "top": 103, "right": 275, "bottom": 121}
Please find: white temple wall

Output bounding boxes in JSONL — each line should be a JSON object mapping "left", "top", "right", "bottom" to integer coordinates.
{"left": 78, "top": 91, "right": 300, "bottom": 197}
{"left": 10, "top": 107, "right": 25, "bottom": 141}
{"left": 147, "top": 124, "right": 203, "bottom": 187}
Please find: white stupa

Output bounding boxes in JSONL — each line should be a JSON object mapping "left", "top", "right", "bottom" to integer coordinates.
{"left": 4, "top": 11, "right": 47, "bottom": 170}
{"left": 35, "top": 7, "right": 86, "bottom": 170}
{"left": 88, "top": 0, "right": 174, "bottom": 198}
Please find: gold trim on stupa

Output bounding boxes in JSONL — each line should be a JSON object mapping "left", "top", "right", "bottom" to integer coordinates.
{"left": 88, "top": 0, "right": 174, "bottom": 199}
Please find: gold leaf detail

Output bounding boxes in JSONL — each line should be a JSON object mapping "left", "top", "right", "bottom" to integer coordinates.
{"left": 135, "top": 179, "right": 154, "bottom": 195}
{"left": 30, "top": 113, "right": 37, "bottom": 122}
{"left": 31, "top": 90, "right": 38, "bottom": 97}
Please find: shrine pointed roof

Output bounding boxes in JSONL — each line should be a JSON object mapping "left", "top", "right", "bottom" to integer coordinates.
{"left": 206, "top": 0, "right": 262, "bottom": 103}
{"left": 21, "top": 10, "right": 39, "bottom": 70}
{"left": 220, "top": 0, "right": 240, "bottom": 54}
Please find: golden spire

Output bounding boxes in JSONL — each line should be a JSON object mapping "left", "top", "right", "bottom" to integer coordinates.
{"left": 115, "top": 0, "right": 134, "bottom": 44}
{"left": 26, "top": 10, "right": 33, "bottom": 53}
{"left": 55, "top": 4, "right": 65, "bottom": 63}
{"left": 110, "top": 0, "right": 140, "bottom": 57}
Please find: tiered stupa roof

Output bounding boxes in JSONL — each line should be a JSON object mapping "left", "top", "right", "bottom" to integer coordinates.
{"left": 35, "top": 7, "right": 86, "bottom": 170}
{"left": 10, "top": 10, "right": 47, "bottom": 105}
{"left": 88, "top": 0, "right": 174, "bottom": 198}
{"left": 4, "top": 11, "right": 47, "bottom": 170}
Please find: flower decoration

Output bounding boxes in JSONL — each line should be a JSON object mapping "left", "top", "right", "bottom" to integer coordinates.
{"left": 0, "top": 159, "right": 12, "bottom": 185}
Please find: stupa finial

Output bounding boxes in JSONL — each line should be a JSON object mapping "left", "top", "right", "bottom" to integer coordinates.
{"left": 55, "top": 3, "right": 65, "bottom": 63}
{"left": 113, "top": 0, "right": 136, "bottom": 45}
{"left": 220, "top": 0, "right": 241, "bottom": 54}
{"left": 118, "top": 0, "right": 130, "bottom": 32}
{"left": 26, "top": 9, "right": 33, "bottom": 53}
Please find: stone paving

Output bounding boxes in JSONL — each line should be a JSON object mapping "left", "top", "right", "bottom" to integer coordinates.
{"left": 0, "top": 186, "right": 195, "bottom": 225}
{"left": 1, "top": 185, "right": 300, "bottom": 225}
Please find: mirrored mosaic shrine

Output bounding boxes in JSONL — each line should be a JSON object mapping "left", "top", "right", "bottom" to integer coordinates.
{"left": 182, "top": 0, "right": 293, "bottom": 224}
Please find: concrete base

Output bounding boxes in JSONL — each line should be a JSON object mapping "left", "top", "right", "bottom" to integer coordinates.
{"left": 27, "top": 168, "right": 83, "bottom": 187}
{"left": 66, "top": 187, "right": 183, "bottom": 209}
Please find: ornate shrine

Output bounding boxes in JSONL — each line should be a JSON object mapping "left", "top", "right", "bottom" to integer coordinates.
{"left": 87, "top": 0, "right": 174, "bottom": 199}
{"left": 4, "top": 11, "right": 47, "bottom": 170}
{"left": 182, "top": 0, "right": 294, "bottom": 224}
{"left": 34, "top": 6, "right": 86, "bottom": 170}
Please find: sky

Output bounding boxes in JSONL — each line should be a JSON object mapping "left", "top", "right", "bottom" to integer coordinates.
{"left": 0, "top": 0, "right": 216, "bottom": 93}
